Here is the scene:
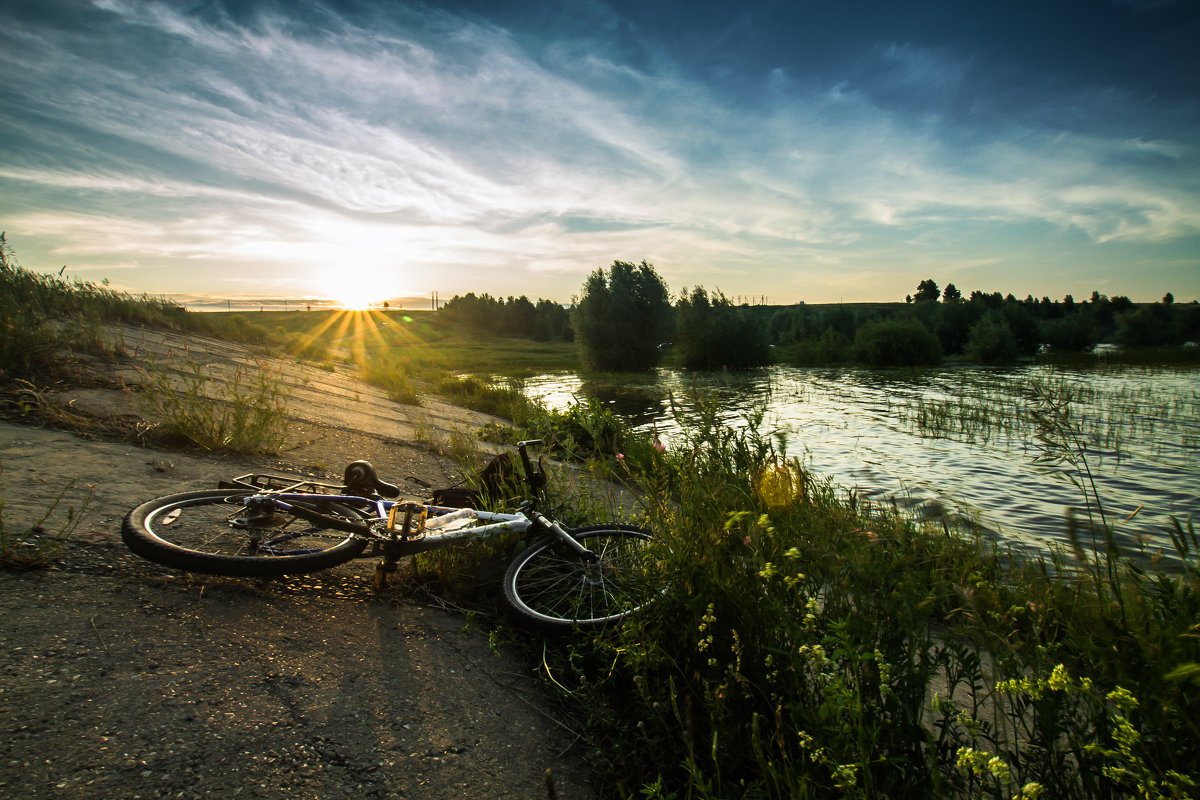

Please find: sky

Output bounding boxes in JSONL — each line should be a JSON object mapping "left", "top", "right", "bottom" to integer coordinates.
{"left": 1, "top": 0, "right": 1198, "bottom": 308}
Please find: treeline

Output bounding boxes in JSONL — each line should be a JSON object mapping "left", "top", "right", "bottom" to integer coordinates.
{"left": 437, "top": 292, "right": 573, "bottom": 342}
{"left": 772, "top": 281, "right": 1200, "bottom": 366}
{"left": 440, "top": 261, "right": 1196, "bottom": 371}
{"left": 571, "top": 260, "right": 774, "bottom": 371}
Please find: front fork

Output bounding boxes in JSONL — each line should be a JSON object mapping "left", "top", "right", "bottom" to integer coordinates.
{"left": 531, "top": 512, "right": 598, "bottom": 563}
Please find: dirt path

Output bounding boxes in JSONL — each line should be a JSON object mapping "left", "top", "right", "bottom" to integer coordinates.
{"left": 0, "top": 330, "right": 598, "bottom": 799}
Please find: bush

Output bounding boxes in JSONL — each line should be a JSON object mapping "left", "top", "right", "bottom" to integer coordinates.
{"left": 852, "top": 317, "right": 942, "bottom": 366}
{"left": 965, "top": 311, "right": 1020, "bottom": 363}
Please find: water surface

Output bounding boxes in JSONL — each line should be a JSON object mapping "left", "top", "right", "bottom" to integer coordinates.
{"left": 522, "top": 365, "right": 1200, "bottom": 561}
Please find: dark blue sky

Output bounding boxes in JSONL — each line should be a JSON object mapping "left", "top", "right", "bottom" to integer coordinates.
{"left": 1, "top": 0, "right": 1197, "bottom": 304}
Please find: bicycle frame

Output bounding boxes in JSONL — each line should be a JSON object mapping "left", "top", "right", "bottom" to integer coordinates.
{"left": 220, "top": 444, "right": 594, "bottom": 563}
{"left": 265, "top": 491, "right": 533, "bottom": 556}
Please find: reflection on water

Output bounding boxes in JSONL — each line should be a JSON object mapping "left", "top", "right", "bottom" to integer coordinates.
{"left": 523, "top": 365, "right": 1200, "bottom": 561}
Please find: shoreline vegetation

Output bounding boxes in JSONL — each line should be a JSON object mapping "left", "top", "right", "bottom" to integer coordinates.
{"left": 3, "top": 239, "right": 1198, "bottom": 797}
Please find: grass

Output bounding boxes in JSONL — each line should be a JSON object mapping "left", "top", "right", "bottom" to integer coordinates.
{"left": 134, "top": 353, "right": 291, "bottom": 453}
{"left": 467, "top": 391, "right": 1200, "bottom": 799}
{"left": 0, "top": 470, "right": 92, "bottom": 568}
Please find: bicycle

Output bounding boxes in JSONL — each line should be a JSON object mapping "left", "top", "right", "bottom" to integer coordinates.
{"left": 122, "top": 440, "right": 656, "bottom": 631}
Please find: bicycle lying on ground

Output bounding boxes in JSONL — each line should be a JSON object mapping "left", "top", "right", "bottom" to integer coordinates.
{"left": 122, "top": 440, "right": 656, "bottom": 631}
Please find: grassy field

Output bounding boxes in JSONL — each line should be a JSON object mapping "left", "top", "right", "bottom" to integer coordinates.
{"left": 223, "top": 307, "right": 579, "bottom": 376}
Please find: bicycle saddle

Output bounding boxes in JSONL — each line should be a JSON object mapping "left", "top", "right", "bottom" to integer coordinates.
{"left": 342, "top": 460, "right": 401, "bottom": 498}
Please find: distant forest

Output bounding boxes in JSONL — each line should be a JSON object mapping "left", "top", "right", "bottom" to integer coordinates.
{"left": 437, "top": 276, "right": 1199, "bottom": 369}
{"left": 438, "top": 292, "right": 573, "bottom": 342}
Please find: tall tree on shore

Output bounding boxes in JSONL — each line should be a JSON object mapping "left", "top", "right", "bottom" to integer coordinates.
{"left": 573, "top": 260, "right": 673, "bottom": 371}
{"left": 914, "top": 279, "right": 940, "bottom": 303}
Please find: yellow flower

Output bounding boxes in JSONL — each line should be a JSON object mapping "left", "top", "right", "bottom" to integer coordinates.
{"left": 1106, "top": 686, "right": 1139, "bottom": 712}
{"left": 1048, "top": 663, "right": 1070, "bottom": 691}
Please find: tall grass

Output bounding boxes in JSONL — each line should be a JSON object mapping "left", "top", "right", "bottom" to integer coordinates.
{"left": 516, "top": 390, "right": 1200, "bottom": 798}
{"left": 0, "top": 232, "right": 327, "bottom": 385}
{"left": 135, "top": 354, "right": 290, "bottom": 453}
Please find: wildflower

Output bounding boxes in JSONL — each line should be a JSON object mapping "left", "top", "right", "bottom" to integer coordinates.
{"left": 956, "top": 747, "right": 989, "bottom": 776}
{"left": 833, "top": 763, "right": 858, "bottom": 788}
{"left": 798, "top": 644, "right": 827, "bottom": 665}
{"left": 615, "top": 453, "right": 624, "bottom": 461}
{"left": 1016, "top": 783, "right": 1046, "bottom": 799}
{"left": 1048, "top": 663, "right": 1070, "bottom": 692}
{"left": 758, "top": 562, "right": 777, "bottom": 579}
{"left": 1106, "top": 686, "right": 1139, "bottom": 712}
{"left": 784, "top": 546, "right": 802, "bottom": 559}
{"left": 988, "top": 756, "right": 1011, "bottom": 782}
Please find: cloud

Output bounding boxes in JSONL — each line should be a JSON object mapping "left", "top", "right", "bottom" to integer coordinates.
{"left": 1, "top": 0, "right": 1197, "bottom": 303}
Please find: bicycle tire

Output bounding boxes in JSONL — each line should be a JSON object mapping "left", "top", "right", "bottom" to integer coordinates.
{"left": 502, "top": 524, "right": 656, "bottom": 632}
{"left": 122, "top": 490, "right": 368, "bottom": 577}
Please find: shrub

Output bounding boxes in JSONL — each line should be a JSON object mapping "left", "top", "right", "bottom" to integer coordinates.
{"left": 965, "top": 311, "right": 1020, "bottom": 363}
{"left": 852, "top": 317, "right": 942, "bottom": 366}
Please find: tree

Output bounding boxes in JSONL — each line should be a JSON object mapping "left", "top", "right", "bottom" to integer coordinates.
{"left": 914, "top": 279, "right": 940, "bottom": 303}
{"left": 965, "top": 312, "right": 1019, "bottom": 363}
{"left": 1163, "top": 292, "right": 1175, "bottom": 304}
{"left": 675, "top": 287, "right": 770, "bottom": 370}
{"left": 573, "top": 260, "right": 673, "bottom": 371}
{"left": 942, "top": 283, "right": 962, "bottom": 303}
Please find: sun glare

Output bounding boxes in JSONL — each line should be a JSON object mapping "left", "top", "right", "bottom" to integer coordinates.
{"left": 317, "top": 267, "right": 393, "bottom": 311}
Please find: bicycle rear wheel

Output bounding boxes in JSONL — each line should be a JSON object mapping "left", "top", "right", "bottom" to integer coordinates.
{"left": 122, "top": 490, "right": 368, "bottom": 577}
{"left": 502, "top": 524, "right": 656, "bottom": 632}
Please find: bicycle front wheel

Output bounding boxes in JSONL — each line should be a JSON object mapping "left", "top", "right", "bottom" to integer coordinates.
{"left": 122, "top": 490, "right": 368, "bottom": 577}
{"left": 502, "top": 524, "right": 656, "bottom": 632}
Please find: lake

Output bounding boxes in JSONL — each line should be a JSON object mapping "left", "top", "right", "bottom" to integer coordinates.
{"left": 521, "top": 364, "right": 1200, "bottom": 562}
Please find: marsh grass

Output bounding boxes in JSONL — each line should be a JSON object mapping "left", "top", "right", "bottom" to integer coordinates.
{"left": 891, "top": 369, "right": 1200, "bottom": 465}
{"left": 135, "top": 353, "right": 290, "bottom": 453}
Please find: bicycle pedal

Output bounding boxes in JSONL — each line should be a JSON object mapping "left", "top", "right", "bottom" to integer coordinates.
{"left": 386, "top": 502, "right": 428, "bottom": 538}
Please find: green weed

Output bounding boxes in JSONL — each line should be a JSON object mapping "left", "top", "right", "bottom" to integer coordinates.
{"left": 135, "top": 353, "right": 290, "bottom": 453}
{"left": 509, "top": 385, "right": 1200, "bottom": 798}
{"left": 0, "top": 472, "right": 92, "bottom": 568}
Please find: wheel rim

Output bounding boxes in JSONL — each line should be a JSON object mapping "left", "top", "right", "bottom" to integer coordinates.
{"left": 144, "top": 495, "right": 356, "bottom": 559}
{"left": 512, "top": 530, "right": 653, "bottom": 625}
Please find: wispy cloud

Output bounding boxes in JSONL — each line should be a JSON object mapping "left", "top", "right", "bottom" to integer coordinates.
{"left": 1, "top": 0, "right": 1197, "bottom": 302}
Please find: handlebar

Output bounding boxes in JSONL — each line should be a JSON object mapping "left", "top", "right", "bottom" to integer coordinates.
{"left": 516, "top": 439, "right": 545, "bottom": 494}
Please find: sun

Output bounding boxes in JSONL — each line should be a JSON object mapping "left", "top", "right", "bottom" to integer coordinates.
{"left": 333, "top": 285, "right": 379, "bottom": 311}
{"left": 316, "top": 267, "right": 391, "bottom": 311}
